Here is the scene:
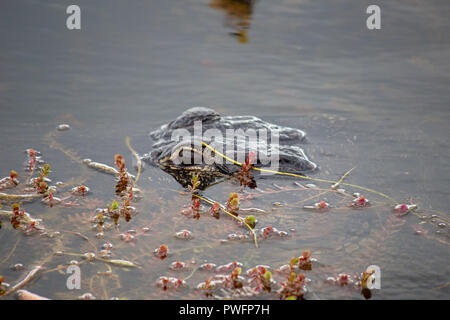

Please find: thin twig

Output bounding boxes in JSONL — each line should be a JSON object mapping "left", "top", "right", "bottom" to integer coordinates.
{"left": 125, "top": 136, "right": 142, "bottom": 185}
{"left": 0, "top": 237, "right": 21, "bottom": 266}
{"left": 4, "top": 265, "right": 44, "bottom": 296}
{"left": 202, "top": 141, "right": 398, "bottom": 204}
{"left": 183, "top": 267, "right": 199, "bottom": 281}
{"left": 331, "top": 167, "right": 355, "bottom": 190}
{"left": 60, "top": 230, "right": 98, "bottom": 255}
{"left": 192, "top": 193, "right": 258, "bottom": 248}
{"left": 433, "top": 282, "right": 450, "bottom": 291}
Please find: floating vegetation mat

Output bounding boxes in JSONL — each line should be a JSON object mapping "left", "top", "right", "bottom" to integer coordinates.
{"left": 0, "top": 128, "right": 449, "bottom": 300}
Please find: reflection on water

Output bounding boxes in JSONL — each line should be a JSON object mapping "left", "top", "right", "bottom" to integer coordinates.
{"left": 209, "top": 0, "right": 255, "bottom": 43}
{"left": 0, "top": 0, "right": 449, "bottom": 300}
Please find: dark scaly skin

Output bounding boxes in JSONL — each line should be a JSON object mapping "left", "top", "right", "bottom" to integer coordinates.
{"left": 142, "top": 107, "right": 317, "bottom": 189}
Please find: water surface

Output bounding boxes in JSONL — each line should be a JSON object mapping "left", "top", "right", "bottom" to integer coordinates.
{"left": 0, "top": 0, "right": 449, "bottom": 299}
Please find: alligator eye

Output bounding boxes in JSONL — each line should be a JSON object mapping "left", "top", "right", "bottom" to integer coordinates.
{"left": 177, "top": 149, "right": 193, "bottom": 164}
{"left": 171, "top": 148, "right": 197, "bottom": 165}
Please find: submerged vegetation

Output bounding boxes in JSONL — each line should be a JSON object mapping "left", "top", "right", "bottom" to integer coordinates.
{"left": 0, "top": 127, "right": 449, "bottom": 301}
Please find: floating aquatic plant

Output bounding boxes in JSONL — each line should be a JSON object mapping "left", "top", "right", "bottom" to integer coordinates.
{"left": 261, "top": 271, "right": 273, "bottom": 292}
{"left": 197, "top": 277, "right": 215, "bottom": 297}
{"left": 188, "top": 197, "right": 201, "bottom": 219}
{"left": 260, "top": 225, "right": 289, "bottom": 239}
{"left": 175, "top": 229, "right": 193, "bottom": 240}
{"left": 303, "top": 200, "right": 330, "bottom": 210}
{"left": 227, "top": 192, "right": 240, "bottom": 216}
{"left": 154, "top": 244, "right": 169, "bottom": 260}
{"left": 0, "top": 171, "right": 19, "bottom": 191}
{"left": 394, "top": 203, "right": 417, "bottom": 216}
{"left": 170, "top": 261, "right": 187, "bottom": 271}
{"left": 247, "top": 265, "right": 274, "bottom": 293}
{"left": 25, "top": 149, "right": 37, "bottom": 172}
{"left": 298, "top": 250, "right": 312, "bottom": 271}
{"left": 0, "top": 276, "right": 7, "bottom": 295}
{"left": 210, "top": 201, "right": 221, "bottom": 219}
{"left": 10, "top": 203, "right": 24, "bottom": 229}
{"left": 199, "top": 263, "right": 217, "bottom": 271}
{"left": 28, "top": 163, "right": 51, "bottom": 194}
{"left": 188, "top": 175, "right": 200, "bottom": 193}
{"left": 244, "top": 215, "right": 256, "bottom": 229}
{"left": 78, "top": 293, "right": 96, "bottom": 300}
{"left": 230, "top": 267, "right": 243, "bottom": 288}
{"left": 71, "top": 185, "right": 89, "bottom": 196}
{"left": 114, "top": 154, "right": 129, "bottom": 194}
{"left": 234, "top": 151, "right": 257, "bottom": 189}
{"left": 156, "top": 276, "right": 185, "bottom": 290}
{"left": 279, "top": 272, "right": 306, "bottom": 300}
{"left": 351, "top": 194, "right": 370, "bottom": 208}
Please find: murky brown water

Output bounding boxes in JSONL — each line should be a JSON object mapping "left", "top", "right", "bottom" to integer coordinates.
{"left": 0, "top": 0, "right": 449, "bottom": 300}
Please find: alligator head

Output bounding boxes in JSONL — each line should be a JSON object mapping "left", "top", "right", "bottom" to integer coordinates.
{"left": 142, "top": 107, "right": 317, "bottom": 189}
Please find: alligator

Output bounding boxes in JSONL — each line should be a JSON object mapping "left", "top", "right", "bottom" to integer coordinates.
{"left": 142, "top": 107, "right": 317, "bottom": 189}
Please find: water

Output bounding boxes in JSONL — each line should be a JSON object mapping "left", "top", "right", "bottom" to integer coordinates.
{"left": 0, "top": 0, "right": 449, "bottom": 299}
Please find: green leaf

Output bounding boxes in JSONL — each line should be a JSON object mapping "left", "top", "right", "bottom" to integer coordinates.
{"left": 263, "top": 271, "right": 272, "bottom": 282}
{"left": 288, "top": 272, "right": 297, "bottom": 283}
{"left": 111, "top": 200, "right": 119, "bottom": 211}
{"left": 245, "top": 216, "right": 256, "bottom": 224}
